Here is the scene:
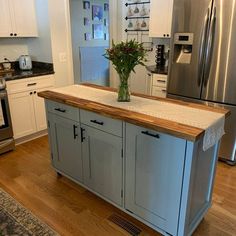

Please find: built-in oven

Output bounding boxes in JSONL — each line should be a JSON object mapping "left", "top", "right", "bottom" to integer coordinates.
{"left": 0, "top": 79, "right": 15, "bottom": 154}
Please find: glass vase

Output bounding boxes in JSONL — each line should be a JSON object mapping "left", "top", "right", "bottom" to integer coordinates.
{"left": 118, "top": 74, "right": 131, "bottom": 102}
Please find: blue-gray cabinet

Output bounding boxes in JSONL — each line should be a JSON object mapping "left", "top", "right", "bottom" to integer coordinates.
{"left": 47, "top": 113, "right": 83, "bottom": 183}
{"left": 81, "top": 124, "right": 123, "bottom": 206}
{"left": 125, "top": 123, "right": 186, "bottom": 236}
{"left": 44, "top": 99, "right": 220, "bottom": 236}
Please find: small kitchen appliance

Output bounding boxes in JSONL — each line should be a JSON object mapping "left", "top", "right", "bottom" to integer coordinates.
{"left": 19, "top": 55, "right": 32, "bottom": 70}
{"left": 155, "top": 45, "right": 165, "bottom": 67}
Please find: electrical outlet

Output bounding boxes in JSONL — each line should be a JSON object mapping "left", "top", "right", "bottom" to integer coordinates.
{"left": 59, "top": 53, "right": 67, "bottom": 62}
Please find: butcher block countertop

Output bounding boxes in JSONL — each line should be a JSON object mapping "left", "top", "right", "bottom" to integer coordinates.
{"left": 38, "top": 83, "right": 230, "bottom": 142}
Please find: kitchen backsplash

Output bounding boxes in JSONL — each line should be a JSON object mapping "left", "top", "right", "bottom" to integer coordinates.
{"left": 0, "top": 39, "right": 29, "bottom": 63}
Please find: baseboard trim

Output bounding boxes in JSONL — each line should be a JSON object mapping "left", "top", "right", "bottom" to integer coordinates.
{"left": 15, "top": 130, "right": 48, "bottom": 145}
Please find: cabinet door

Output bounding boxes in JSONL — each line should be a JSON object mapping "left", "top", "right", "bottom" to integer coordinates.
{"left": 82, "top": 125, "right": 123, "bottom": 206}
{"left": 0, "top": 0, "right": 12, "bottom": 37}
{"left": 149, "top": 0, "right": 173, "bottom": 38}
{"left": 8, "top": 91, "right": 36, "bottom": 138}
{"left": 10, "top": 0, "right": 38, "bottom": 37}
{"left": 33, "top": 88, "right": 52, "bottom": 132}
{"left": 48, "top": 114, "right": 83, "bottom": 182}
{"left": 125, "top": 123, "right": 186, "bottom": 235}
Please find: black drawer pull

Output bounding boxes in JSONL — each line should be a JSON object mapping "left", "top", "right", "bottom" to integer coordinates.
{"left": 141, "top": 131, "right": 160, "bottom": 139}
{"left": 162, "top": 89, "right": 167, "bottom": 92}
{"left": 157, "top": 80, "right": 166, "bottom": 83}
{"left": 54, "top": 108, "right": 66, "bottom": 113}
{"left": 73, "top": 125, "right": 78, "bottom": 139}
{"left": 27, "top": 83, "right": 37, "bottom": 86}
{"left": 90, "top": 120, "right": 104, "bottom": 126}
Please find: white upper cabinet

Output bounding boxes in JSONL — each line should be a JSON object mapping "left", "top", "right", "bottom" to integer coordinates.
{"left": 149, "top": 0, "right": 173, "bottom": 38}
{"left": 0, "top": 0, "right": 12, "bottom": 37}
{"left": 0, "top": 0, "right": 38, "bottom": 37}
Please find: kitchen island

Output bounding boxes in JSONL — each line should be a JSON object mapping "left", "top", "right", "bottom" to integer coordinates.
{"left": 38, "top": 84, "right": 229, "bottom": 236}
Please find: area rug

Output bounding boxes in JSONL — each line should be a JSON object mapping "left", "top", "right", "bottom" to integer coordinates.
{"left": 0, "top": 188, "right": 58, "bottom": 236}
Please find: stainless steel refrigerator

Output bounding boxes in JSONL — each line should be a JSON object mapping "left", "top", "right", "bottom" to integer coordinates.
{"left": 168, "top": 0, "right": 236, "bottom": 164}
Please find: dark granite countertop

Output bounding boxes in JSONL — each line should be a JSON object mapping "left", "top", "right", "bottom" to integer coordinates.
{"left": 0, "top": 61, "right": 54, "bottom": 81}
{"left": 146, "top": 65, "right": 168, "bottom": 75}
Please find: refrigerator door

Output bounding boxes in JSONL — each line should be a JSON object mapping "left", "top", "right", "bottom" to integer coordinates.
{"left": 168, "top": 94, "right": 236, "bottom": 164}
{"left": 201, "top": 0, "right": 236, "bottom": 105}
{"left": 168, "top": 0, "right": 213, "bottom": 98}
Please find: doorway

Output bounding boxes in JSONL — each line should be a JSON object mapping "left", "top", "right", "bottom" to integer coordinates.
{"left": 70, "top": 0, "right": 110, "bottom": 86}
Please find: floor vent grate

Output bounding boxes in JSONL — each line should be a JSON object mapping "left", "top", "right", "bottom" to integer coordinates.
{"left": 108, "top": 213, "right": 142, "bottom": 236}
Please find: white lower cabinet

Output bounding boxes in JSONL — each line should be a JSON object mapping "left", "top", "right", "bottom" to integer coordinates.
{"left": 125, "top": 123, "right": 186, "bottom": 235}
{"left": 81, "top": 124, "right": 123, "bottom": 206}
{"left": 8, "top": 91, "right": 37, "bottom": 138}
{"left": 7, "top": 75, "right": 54, "bottom": 139}
{"left": 151, "top": 74, "right": 167, "bottom": 98}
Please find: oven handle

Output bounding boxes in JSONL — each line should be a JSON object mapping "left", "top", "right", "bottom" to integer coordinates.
{"left": 0, "top": 90, "right": 7, "bottom": 99}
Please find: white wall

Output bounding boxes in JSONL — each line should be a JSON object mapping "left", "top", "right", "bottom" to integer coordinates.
{"left": 0, "top": 39, "right": 28, "bottom": 62}
{"left": 48, "top": 0, "right": 74, "bottom": 87}
{"left": 27, "top": 0, "right": 53, "bottom": 63}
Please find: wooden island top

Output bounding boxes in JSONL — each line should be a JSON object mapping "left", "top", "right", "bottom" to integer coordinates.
{"left": 38, "top": 83, "right": 230, "bottom": 142}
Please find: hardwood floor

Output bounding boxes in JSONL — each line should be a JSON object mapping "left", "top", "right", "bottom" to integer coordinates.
{"left": 0, "top": 136, "right": 235, "bottom": 236}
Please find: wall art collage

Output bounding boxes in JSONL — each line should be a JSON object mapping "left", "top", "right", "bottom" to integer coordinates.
{"left": 83, "top": 1, "right": 109, "bottom": 41}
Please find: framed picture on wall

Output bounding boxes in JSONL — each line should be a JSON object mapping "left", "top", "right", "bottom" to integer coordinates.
{"left": 84, "top": 17, "right": 90, "bottom": 26}
{"left": 85, "top": 33, "right": 92, "bottom": 41}
{"left": 93, "top": 24, "right": 103, "bottom": 39}
{"left": 104, "top": 3, "right": 109, "bottom": 11}
{"left": 92, "top": 5, "right": 103, "bottom": 21}
{"left": 83, "top": 1, "right": 90, "bottom": 10}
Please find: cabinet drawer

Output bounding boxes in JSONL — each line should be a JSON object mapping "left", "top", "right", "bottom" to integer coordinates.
{"left": 80, "top": 110, "right": 122, "bottom": 137}
{"left": 152, "top": 87, "right": 167, "bottom": 98}
{"left": 46, "top": 100, "right": 79, "bottom": 122}
{"left": 6, "top": 75, "right": 54, "bottom": 94}
{"left": 152, "top": 74, "right": 167, "bottom": 88}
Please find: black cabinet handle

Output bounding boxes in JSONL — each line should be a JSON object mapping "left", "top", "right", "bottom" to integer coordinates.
{"left": 167, "top": 34, "right": 169, "bottom": 37}
{"left": 54, "top": 108, "right": 66, "bottom": 113}
{"left": 73, "top": 125, "right": 78, "bottom": 139}
{"left": 34, "top": 91, "right": 37, "bottom": 94}
{"left": 27, "top": 83, "right": 37, "bottom": 87}
{"left": 90, "top": 120, "right": 104, "bottom": 126}
{"left": 163, "top": 34, "right": 166, "bottom": 37}
{"left": 14, "top": 33, "right": 17, "bottom": 36}
{"left": 10, "top": 33, "right": 13, "bottom": 36}
{"left": 30, "top": 92, "right": 33, "bottom": 95}
{"left": 157, "top": 80, "right": 166, "bottom": 83}
{"left": 81, "top": 128, "right": 85, "bottom": 142}
{"left": 141, "top": 131, "right": 160, "bottom": 139}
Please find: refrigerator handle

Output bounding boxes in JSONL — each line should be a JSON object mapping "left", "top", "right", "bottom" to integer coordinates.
{"left": 198, "top": 8, "right": 210, "bottom": 86}
{"left": 203, "top": 6, "right": 216, "bottom": 87}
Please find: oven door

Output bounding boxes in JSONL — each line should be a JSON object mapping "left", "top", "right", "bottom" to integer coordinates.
{"left": 0, "top": 90, "right": 13, "bottom": 142}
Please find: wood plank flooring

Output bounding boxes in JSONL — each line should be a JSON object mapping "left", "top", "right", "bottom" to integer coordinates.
{"left": 0, "top": 136, "right": 235, "bottom": 236}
